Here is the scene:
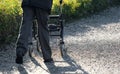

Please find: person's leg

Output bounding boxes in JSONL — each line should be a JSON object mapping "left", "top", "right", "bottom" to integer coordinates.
{"left": 35, "top": 8, "right": 53, "bottom": 62}
{"left": 16, "top": 6, "right": 34, "bottom": 64}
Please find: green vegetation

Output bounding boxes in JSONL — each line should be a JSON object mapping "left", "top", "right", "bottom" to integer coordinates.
{"left": 0, "top": 0, "right": 22, "bottom": 45}
{"left": 0, "top": 0, "right": 120, "bottom": 45}
{"left": 52, "top": 0, "right": 120, "bottom": 20}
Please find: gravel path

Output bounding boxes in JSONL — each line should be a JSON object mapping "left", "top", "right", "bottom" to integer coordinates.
{"left": 0, "top": 6, "right": 120, "bottom": 74}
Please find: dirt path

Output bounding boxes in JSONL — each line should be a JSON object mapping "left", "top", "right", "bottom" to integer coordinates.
{"left": 0, "top": 6, "right": 120, "bottom": 74}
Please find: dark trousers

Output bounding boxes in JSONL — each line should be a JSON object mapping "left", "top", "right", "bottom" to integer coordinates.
{"left": 16, "top": 6, "right": 52, "bottom": 60}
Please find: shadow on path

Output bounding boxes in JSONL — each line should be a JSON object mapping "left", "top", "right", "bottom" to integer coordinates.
{"left": 64, "top": 6, "right": 120, "bottom": 37}
{"left": 0, "top": 45, "right": 29, "bottom": 74}
{"left": 30, "top": 56, "right": 49, "bottom": 73}
{"left": 17, "top": 65, "right": 28, "bottom": 74}
{"left": 45, "top": 53, "right": 89, "bottom": 74}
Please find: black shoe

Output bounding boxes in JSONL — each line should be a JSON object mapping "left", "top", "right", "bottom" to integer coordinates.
{"left": 44, "top": 58, "right": 53, "bottom": 63}
{"left": 15, "top": 56, "right": 23, "bottom": 64}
